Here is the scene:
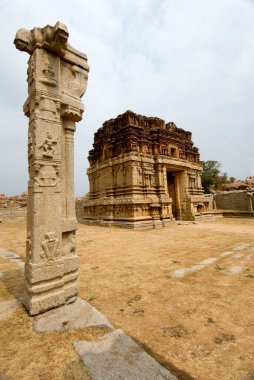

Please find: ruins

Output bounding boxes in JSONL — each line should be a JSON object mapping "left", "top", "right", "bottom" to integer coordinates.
{"left": 79, "top": 110, "right": 208, "bottom": 228}
{"left": 14, "top": 22, "right": 89, "bottom": 315}
{"left": 0, "top": 193, "right": 27, "bottom": 222}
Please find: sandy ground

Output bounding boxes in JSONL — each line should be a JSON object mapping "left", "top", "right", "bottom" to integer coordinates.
{"left": 0, "top": 218, "right": 254, "bottom": 380}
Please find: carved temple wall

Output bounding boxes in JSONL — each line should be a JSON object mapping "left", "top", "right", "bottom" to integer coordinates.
{"left": 80, "top": 111, "right": 208, "bottom": 229}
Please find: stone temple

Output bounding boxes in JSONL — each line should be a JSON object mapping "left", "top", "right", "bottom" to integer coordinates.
{"left": 79, "top": 110, "right": 209, "bottom": 229}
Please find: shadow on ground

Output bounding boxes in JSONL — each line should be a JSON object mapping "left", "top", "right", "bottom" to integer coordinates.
{"left": 1, "top": 268, "right": 24, "bottom": 300}
{"left": 62, "top": 359, "right": 91, "bottom": 380}
{"left": 132, "top": 336, "right": 196, "bottom": 380}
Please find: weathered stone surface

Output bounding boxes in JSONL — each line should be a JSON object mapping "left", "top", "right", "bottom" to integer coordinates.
{"left": 14, "top": 22, "right": 89, "bottom": 315}
{"left": 0, "top": 208, "right": 27, "bottom": 222}
{"left": 74, "top": 329, "right": 178, "bottom": 380}
{"left": 79, "top": 110, "right": 209, "bottom": 228}
{"left": 0, "top": 299, "right": 21, "bottom": 321}
{"left": 33, "top": 297, "right": 113, "bottom": 332}
{"left": 214, "top": 190, "right": 254, "bottom": 212}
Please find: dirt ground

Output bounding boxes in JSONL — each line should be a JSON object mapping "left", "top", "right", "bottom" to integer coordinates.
{"left": 0, "top": 218, "right": 254, "bottom": 380}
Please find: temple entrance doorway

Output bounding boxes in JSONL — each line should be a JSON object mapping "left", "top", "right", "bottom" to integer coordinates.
{"left": 167, "top": 171, "right": 178, "bottom": 219}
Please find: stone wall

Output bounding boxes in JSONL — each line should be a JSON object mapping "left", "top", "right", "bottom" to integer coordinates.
{"left": 0, "top": 193, "right": 27, "bottom": 221}
{"left": 0, "top": 208, "right": 27, "bottom": 221}
{"left": 76, "top": 198, "right": 85, "bottom": 223}
{"left": 213, "top": 191, "right": 254, "bottom": 212}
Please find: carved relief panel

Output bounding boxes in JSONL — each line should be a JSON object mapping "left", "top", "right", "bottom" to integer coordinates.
{"left": 28, "top": 131, "right": 34, "bottom": 160}
{"left": 33, "top": 49, "right": 60, "bottom": 96}
{"left": 30, "top": 163, "right": 61, "bottom": 193}
{"left": 62, "top": 64, "right": 87, "bottom": 97}
{"left": 39, "top": 131, "right": 59, "bottom": 159}
{"left": 40, "top": 232, "right": 60, "bottom": 261}
{"left": 62, "top": 231, "right": 76, "bottom": 256}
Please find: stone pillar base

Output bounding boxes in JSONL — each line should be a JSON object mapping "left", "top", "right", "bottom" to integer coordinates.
{"left": 23, "top": 257, "right": 79, "bottom": 315}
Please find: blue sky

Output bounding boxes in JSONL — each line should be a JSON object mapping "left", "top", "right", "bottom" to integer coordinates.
{"left": 0, "top": 0, "right": 254, "bottom": 195}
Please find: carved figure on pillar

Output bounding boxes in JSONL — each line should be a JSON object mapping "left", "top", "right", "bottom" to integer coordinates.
{"left": 39, "top": 132, "right": 58, "bottom": 159}
{"left": 14, "top": 22, "right": 89, "bottom": 315}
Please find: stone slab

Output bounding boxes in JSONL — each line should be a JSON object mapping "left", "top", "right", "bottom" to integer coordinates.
{"left": 0, "top": 248, "right": 20, "bottom": 259}
{"left": 0, "top": 299, "right": 21, "bottom": 321}
{"left": 33, "top": 297, "right": 113, "bottom": 332}
{"left": 74, "top": 329, "right": 178, "bottom": 380}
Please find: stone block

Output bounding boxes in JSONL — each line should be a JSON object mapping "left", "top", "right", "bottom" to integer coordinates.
{"left": 24, "top": 288, "right": 66, "bottom": 316}
{"left": 74, "top": 329, "right": 177, "bottom": 380}
{"left": 33, "top": 298, "right": 113, "bottom": 332}
{"left": 25, "top": 260, "right": 65, "bottom": 283}
{"left": 64, "top": 255, "right": 79, "bottom": 274}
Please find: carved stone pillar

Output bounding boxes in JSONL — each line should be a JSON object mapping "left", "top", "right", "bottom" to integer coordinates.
{"left": 14, "top": 22, "right": 89, "bottom": 315}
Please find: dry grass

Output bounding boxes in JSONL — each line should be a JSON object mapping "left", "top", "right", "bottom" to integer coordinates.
{"left": 0, "top": 304, "right": 109, "bottom": 380}
{"left": 0, "top": 218, "right": 254, "bottom": 380}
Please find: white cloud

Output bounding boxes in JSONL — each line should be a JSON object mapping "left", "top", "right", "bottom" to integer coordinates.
{"left": 0, "top": 0, "right": 253, "bottom": 195}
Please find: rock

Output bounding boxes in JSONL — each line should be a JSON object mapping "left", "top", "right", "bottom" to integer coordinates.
{"left": 33, "top": 298, "right": 113, "bottom": 332}
{"left": 74, "top": 329, "right": 178, "bottom": 380}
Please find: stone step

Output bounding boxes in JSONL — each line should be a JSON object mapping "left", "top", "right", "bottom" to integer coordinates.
{"left": 195, "top": 214, "right": 216, "bottom": 221}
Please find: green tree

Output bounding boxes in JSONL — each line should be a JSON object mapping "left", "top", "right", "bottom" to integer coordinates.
{"left": 201, "top": 161, "right": 227, "bottom": 193}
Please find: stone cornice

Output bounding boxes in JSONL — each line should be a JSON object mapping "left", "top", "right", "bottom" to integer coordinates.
{"left": 14, "top": 22, "right": 89, "bottom": 73}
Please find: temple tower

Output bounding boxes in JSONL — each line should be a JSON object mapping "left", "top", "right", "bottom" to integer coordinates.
{"left": 79, "top": 111, "right": 207, "bottom": 229}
